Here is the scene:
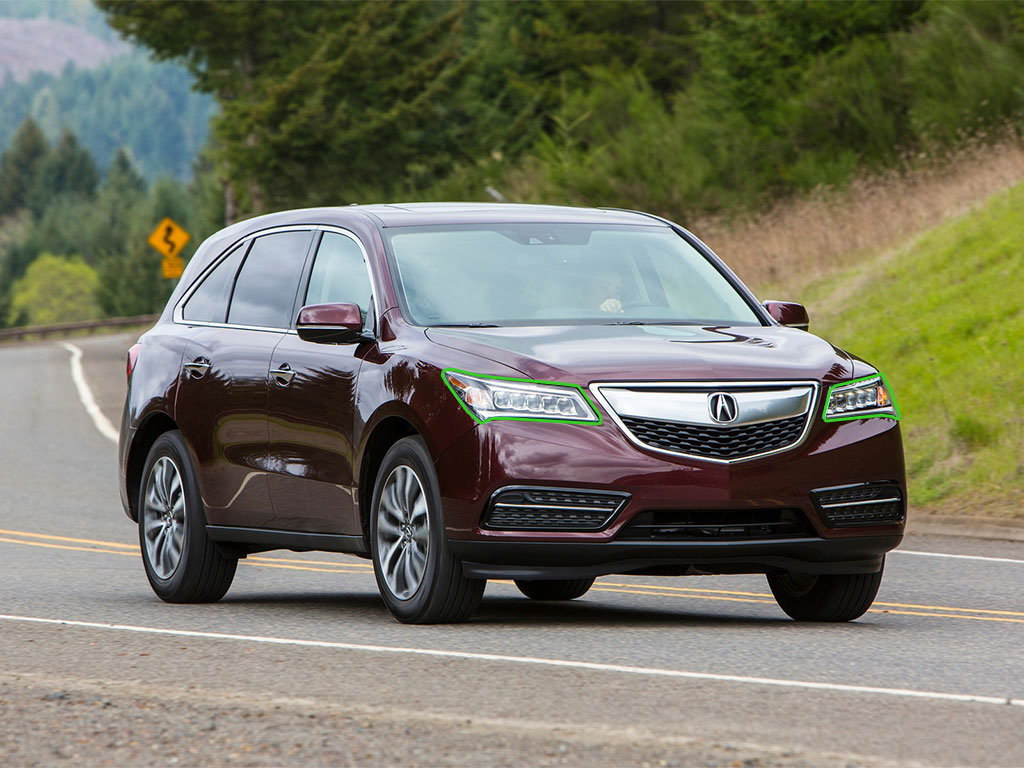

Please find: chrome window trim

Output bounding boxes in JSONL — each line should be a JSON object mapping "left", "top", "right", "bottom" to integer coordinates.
{"left": 589, "top": 380, "right": 821, "bottom": 465}
{"left": 173, "top": 224, "right": 381, "bottom": 338}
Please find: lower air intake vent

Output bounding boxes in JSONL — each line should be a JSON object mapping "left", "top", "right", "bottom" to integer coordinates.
{"left": 619, "top": 508, "right": 814, "bottom": 540}
{"left": 483, "top": 487, "right": 629, "bottom": 531}
{"left": 811, "top": 482, "right": 905, "bottom": 527}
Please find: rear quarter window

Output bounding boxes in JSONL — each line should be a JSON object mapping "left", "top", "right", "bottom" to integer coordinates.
{"left": 181, "top": 243, "right": 247, "bottom": 323}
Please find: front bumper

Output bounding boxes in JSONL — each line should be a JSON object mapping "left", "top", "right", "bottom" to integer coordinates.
{"left": 435, "top": 409, "right": 906, "bottom": 578}
{"left": 451, "top": 535, "right": 901, "bottom": 579}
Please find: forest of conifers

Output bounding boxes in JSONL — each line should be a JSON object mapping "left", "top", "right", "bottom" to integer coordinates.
{"left": 1, "top": 0, "right": 1023, "bottom": 326}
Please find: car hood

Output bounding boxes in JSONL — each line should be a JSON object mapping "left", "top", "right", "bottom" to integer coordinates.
{"left": 424, "top": 324, "right": 855, "bottom": 385}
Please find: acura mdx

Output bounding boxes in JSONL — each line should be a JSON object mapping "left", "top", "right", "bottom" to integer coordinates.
{"left": 119, "top": 203, "right": 905, "bottom": 623}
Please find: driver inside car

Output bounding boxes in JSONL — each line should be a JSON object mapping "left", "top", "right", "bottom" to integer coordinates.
{"left": 579, "top": 268, "right": 625, "bottom": 314}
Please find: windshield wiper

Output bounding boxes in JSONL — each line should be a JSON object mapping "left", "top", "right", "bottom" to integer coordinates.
{"left": 604, "top": 320, "right": 698, "bottom": 326}
{"left": 433, "top": 323, "right": 501, "bottom": 328}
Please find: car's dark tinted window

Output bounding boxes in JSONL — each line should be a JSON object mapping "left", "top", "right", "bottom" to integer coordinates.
{"left": 305, "top": 232, "right": 372, "bottom": 320}
{"left": 227, "top": 231, "right": 312, "bottom": 328}
{"left": 181, "top": 243, "right": 247, "bottom": 323}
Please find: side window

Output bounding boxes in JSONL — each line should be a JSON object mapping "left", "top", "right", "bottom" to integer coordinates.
{"left": 304, "top": 232, "right": 372, "bottom": 321}
{"left": 181, "top": 243, "right": 247, "bottom": 323}
{"left": 227, "top": 231, "right": 312, "bottom": 328}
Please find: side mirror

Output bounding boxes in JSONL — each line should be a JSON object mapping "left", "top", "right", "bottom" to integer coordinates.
{"left": 763, "top": 300, "right": 809, "bottom": 331}
{"left": 296, "top": 303, "right": 369, "bottom": 344}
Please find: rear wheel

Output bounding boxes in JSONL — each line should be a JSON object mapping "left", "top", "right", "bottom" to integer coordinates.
{"left": 370, "top": 436, "right": 484, "bottom": 624}
{"left": 138, "top": 431, "right": 236, "bottom": 602}
{"left": 515, "top": 578, "right": 594, "bottom": 601}
{"left": 767, "top": 560, "right": 884, "bottom": 622}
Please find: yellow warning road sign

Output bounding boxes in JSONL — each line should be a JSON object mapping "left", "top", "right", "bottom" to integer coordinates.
{"left": 161, "top": 253, "right": 185, "bottom": 279}
{"left": 148, "top": 217, "right": 191, "bottom": 278}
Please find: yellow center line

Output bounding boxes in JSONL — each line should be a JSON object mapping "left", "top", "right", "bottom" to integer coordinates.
{"left": 592, "top": 586, "right": 777, "bottom": 605}
{"left": 0, "top": 536, "right": 137, "bottom": 557}
{"left": 600, "top": 580, "right": 1024, "bottom": 618}
{"left": 0, "top": 528, "right": 136, "bottom": 549}
{"left": 249, "top": 554, "right": 373, "bottom": 569}
{"left": 0, "top": 527, "right": 373, "bottom": 570}
{"left": 244, "top": 561, "right": 370, "bottom": 575}
{"left": 599, "top": 580, "right": 771, "bottom": 598}
{"left": 0, "top": 535, "right": 367, "bottom": 575}
{"left": 1, "top": 530, "right": 1021, "bottom": 623}
{"left": 873, "top": 609, "right": 1024, "bottom": 624}
{"left": 873, "top": 601, "right": 1024, "bottom": 618}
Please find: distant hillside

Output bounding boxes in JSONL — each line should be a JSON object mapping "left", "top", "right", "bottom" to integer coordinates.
{"left": 0, "top": 17, "right": 126, "bottom": 82}
{"left": 0, "top": 51, "right": 216, "bottom": 179}
{"left": 0, "top": 2, "right": 214, "bottom": 180}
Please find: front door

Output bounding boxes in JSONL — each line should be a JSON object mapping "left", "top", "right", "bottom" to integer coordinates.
{"left": 266, "top": 230, "right": 376, "bottom": 534}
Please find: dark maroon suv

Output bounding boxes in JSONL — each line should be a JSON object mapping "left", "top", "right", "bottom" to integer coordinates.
{"left": 119, "top": 203, "right": 905, "bottom": 623}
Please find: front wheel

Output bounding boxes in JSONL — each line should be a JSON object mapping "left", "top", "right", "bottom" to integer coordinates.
{"left": 138, "top": 430, "right": 236, "bottom": 603}
{"left": 515, "top": 578, "right": 594, "bottom": 601}
{"left": 767, "top": 560, "right": 884, "bottom": 622}
{"left": 370, "top": 436, "right": 484, "bottom": 624}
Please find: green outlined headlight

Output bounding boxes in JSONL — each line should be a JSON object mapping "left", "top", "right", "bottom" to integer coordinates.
{"left": 442, "top": 369, "right": 601, "bottom": 424}
{"left": 823, "top": 374, "right": 900, "bottom": 422}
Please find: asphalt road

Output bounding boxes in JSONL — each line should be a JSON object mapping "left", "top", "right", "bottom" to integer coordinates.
{"left": 1, "top": 333, "right": 1022, "bottom": 767}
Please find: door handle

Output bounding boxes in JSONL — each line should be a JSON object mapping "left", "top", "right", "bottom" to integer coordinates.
{"left": 184, "top": 357, "right": 211, "bottom": 378}
{"left": 271, "top": 363, "right": 295, "bottom": 386}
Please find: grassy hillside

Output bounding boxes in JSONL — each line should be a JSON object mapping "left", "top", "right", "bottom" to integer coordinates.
{"left": 805, "top": 184, "right": 1024, "bottom": 520}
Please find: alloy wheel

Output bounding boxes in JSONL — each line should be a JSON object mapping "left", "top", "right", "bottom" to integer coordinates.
{"left": 375, "top": 464, "right": 430, "bottom": 600}
{"left": 142, "top": 456, "right": 186, "bottom": 579}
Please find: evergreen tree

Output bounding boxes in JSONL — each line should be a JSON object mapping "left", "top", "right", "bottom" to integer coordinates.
{"left": 104, "top": 147, "right": 146, "bottom": 196}
{"left": 0, "top": 116, "right": 49, "bottom": 215}
{"left": 27, "top": 129, "right": 99, "bottom": 215}
{"left": 221, "top": 1, "right": 471, "bottom": 206}
{"left": 98, "top": 0, "right": 340, "bottom": 217}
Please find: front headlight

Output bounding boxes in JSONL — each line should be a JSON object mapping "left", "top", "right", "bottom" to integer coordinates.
{"left": 823, "top": 373, "right": 900, "bottom": 422}
{"left": 442, "top": 369, "right": 601, "bottom": 424}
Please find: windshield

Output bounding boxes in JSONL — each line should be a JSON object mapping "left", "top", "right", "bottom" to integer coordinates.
{"left": 386, "top": 223, "right": 762, "bottom": 327}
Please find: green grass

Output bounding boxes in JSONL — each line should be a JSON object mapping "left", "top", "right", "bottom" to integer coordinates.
{"left": 805, "top": 184, "right": 1024, "bottom": 519}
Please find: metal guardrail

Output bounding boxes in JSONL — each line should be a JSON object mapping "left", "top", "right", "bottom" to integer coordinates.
{"left": 0, "top": 314, "right": 158, "bottom": 342}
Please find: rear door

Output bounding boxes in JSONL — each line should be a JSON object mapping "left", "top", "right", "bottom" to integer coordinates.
{"left": 266, "top": 229, "right": 376, "bottom": 534}
{"left": 174, "top": 229, "right": 314, "bottom": 529}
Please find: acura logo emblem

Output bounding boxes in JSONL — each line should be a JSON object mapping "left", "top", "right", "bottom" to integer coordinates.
{"left": 708, "top": 392, "right": 738, "bottom": 424}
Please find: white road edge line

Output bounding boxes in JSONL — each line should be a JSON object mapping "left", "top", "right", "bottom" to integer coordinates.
{"left": 894, "top": 550, "right": 1024, "bottom": 565}
{"left": 2, "top": 613, "right": 1021, "bottom": 708}
{"left": 58, "top": 342, "right": 118, "bottom": 443}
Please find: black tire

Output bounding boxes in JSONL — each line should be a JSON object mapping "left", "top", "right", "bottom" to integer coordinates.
{"left": 767, "top": 559, "right": 884, "bottom": 622}
{"left": 138, "top": 430, "right": 236, "bottom": 603}
{"left": 369, "top": 436, "right": 484, "bottom": 624}
{"left": 515, "top": 578, "right": 595, "bottom": 601}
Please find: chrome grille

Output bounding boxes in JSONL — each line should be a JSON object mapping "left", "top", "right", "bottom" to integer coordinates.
{"left": 591, "top": 381, "right": 816, "bottom": 462}
{"left": 619, "top": 414, "right": 806, "bottom": 460}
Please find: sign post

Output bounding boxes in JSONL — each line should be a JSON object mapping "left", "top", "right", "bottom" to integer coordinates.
{"left": 147, "top": 217, "right": 191, "bottom": 279}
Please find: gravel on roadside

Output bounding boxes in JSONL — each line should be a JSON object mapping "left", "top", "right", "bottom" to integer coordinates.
{"left": 0, "top": 676, "right": 910, "bottom": 768}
